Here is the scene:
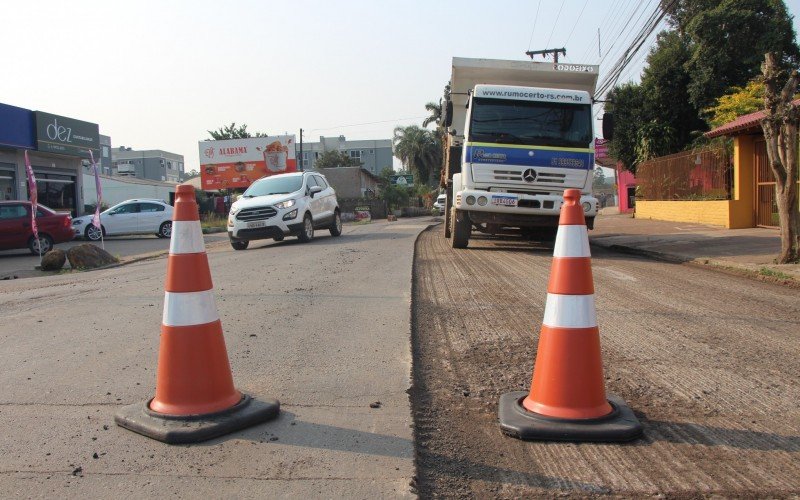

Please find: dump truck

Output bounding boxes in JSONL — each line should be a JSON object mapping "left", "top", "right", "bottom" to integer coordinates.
{"left": 440, "top": 57, "right": 607, "bottom": 248}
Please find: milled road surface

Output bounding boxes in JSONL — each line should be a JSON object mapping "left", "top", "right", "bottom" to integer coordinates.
{"left": 411, "top": 226, "right": 800, "bottom": 497}
{"left": 0, "top": 220, "right": 432, "bottom": 498}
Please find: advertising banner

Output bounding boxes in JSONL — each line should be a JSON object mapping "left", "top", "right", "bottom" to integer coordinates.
{"left": 390, "top": 174, "right": 414, "bottom": 186}
{"left": 354, "top": 206, "right": 372, "bottom": 223}
{"left": 198, "top": 136, "right": 296, "bottom": 190}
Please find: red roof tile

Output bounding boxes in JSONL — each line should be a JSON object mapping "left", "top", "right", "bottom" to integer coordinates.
{"left": 705, "top": 98, "right": 800, "bottom": 138}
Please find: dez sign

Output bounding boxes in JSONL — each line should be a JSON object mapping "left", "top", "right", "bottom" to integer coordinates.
{"left": 34, "top": 111, "right": 100, "bottom": 158}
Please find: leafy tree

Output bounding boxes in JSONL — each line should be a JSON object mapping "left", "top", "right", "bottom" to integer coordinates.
{"left": 607, "top": 83, "right": 647, "bottom": 172}
{"left": 706, "top": 81, "right": 765, "bottom": 128}
{"left": 207, "top": 122, "right": 267, "bottom": 140}
{"left": 592, "top": 167, "right": 607, "bottom": 190}
{"left": 377, "top": 166, "right": 409, "bottom": 210}
{"left": 183, "top": 169, "right": 200, "bottom": 180}
{"left": 666, "top": 0, "right": 799, "bottom": 110}
{"left": 760, "top": 52, "right": 799, "bottom": 263}
{"left": 392, "top": 125, "right": 442, "bottom": 186}
{"left": 315, "top": 150, "right": 361, "bottom": 169}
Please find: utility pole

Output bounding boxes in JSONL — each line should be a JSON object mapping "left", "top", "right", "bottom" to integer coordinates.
{"left": 525, "top": 48, "right": 567, "bottom": 64}
{"left": 299, "top": 128, "right": 303, "bottom": 171}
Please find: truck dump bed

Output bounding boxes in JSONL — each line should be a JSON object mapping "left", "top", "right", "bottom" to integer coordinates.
{"left": 449, "top": 57, "right": 599, "bottom": 136}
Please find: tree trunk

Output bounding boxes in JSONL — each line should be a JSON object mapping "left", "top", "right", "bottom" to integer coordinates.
{"left": 760, "top": 53, "right": 800, "bottom": 263}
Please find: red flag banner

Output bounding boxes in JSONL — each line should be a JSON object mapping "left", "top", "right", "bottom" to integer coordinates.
{"left": 24, "top": 151, "right": 39, "bottom": 242}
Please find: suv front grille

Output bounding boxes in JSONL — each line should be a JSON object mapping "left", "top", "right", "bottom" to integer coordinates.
{"left": 236, "top": 206, "right": 277, "bottom": 221}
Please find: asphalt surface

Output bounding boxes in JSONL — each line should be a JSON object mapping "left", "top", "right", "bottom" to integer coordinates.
{"left": 0, "top": 233, "right": 229, "bottom": 277}
{"left": 411, "top": 225, "right": 800, "bottom": 497}
{"left": 0, "top": 220, "right": 432, "bottom": 498}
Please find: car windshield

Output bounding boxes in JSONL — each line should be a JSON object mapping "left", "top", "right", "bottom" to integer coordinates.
{"left": 243, "top": 176, "right": 304, "bottom": 198}
{"left": 469, "top": 98, "right": 593, "bottom": 149}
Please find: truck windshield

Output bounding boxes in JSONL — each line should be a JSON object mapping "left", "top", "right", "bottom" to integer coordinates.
{"left": 469, "top": 98, "right": 593, "bottom": 149}
{"left": 242, "top": 176, "right": 303, "bottom": 197}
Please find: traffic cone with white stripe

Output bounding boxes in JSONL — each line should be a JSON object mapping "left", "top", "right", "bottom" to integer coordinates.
{"left": 116, "top": 184, "right": 279, "bottom": 444}
{"left": 498, "top": 189, "right": 642, "bottom": 442}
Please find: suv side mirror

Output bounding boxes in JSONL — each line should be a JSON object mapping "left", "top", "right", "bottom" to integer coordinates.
{"left": 602, "top": 112, "right": 614, "bottom": 141}
{"left": 309, "top": 185, "right": 323, "bottom": 198}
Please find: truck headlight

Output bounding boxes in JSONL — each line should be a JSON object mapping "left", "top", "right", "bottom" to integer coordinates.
{"left": 582, "top": 202, "right": 592, "bottom": 212}
{"left": 477, "top": 196, "right": 488, "bottom": 206}
{"left": 466, "top": 195, "right": 476, "bottom": 205}
{"left": 275, "top": 199, "right": 296, "bottom": 209}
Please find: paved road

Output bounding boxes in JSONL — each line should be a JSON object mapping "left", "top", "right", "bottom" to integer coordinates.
{"left": 0, "top": 219, "right": 432, "bottom": 498}
{"left": 412, "top": 226, "right": 800, "bottom": 497}
{"left": 0, "top": 233, "right": 229, "bottom": 276}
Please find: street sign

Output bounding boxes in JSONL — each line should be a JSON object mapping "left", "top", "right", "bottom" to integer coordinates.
{"left": 391, "top": 174, "right": 414, "bottom": 185}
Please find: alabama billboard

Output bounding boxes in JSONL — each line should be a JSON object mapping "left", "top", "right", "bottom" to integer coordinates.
{"left": 198, "top": 135, "right": 297, "bottom": 190}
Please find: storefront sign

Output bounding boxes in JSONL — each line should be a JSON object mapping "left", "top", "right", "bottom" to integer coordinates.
{"left": 0, "top": 103, "right": 36, "bottom": 149}
{"left": 198, "top": 136, "right": 297, "bottom": 190}
{"left": 34, "top": 111, "right": 100, "bottom": 158}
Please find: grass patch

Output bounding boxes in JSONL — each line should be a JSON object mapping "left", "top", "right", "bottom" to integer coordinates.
{"left": 201, "top": 214, "right": 227, "bottom": 231}
{"left": 758, "top": 267, "right": 793, "bottom": 280}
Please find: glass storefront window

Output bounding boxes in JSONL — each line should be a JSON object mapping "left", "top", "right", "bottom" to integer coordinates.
{"left": 0, "top": 172, "right": 15, "bottom": 201}
{"left": 34, "top": 172, "right": 76, "bottom": 215}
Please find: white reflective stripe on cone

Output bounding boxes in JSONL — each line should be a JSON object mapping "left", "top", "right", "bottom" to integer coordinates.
{"left": 553, "top": 225, "right": 591, "bottom": 258}
{"left": 169, "top": 221, "right": 205, "bottom": 255}
{"left": 162, "top": 290, "right": 219, "bottom": 327}
{"left": 542, "top": 293, "right": 598, "bottom": 329}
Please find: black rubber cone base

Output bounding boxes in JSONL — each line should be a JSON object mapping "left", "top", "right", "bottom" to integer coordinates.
{"left": 115, "top": 394, "right": 279, "bottom": 444}
{"left": 498, "top": 391, "right": 642, "bottom": 442}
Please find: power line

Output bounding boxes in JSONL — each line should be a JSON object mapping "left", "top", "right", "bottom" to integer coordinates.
{"left": 597, "top": 0, "right": 652, "bottom": 68}
{"left": 578, "top": 0, "right": 628, "bottom": 61}
{"left": 309, "top": 116, "right": 428, "bottom": 133}
{"left": 562, "top": 0, "right": 591, "bottom": 53}
{"left": 544, "top": 0, "right": 566, "bottom": 50}
{"left": 527, "top": 0, "right": 543, "bottom": 51}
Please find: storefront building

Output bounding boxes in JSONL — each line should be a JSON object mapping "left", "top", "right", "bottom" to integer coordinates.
{"left": 0, "top": 102, "right": 100, "bottom": 216}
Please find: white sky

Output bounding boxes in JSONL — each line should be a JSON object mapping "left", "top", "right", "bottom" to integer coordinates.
{"left": 3, "top": 0, "right": 799, "bottom": 174}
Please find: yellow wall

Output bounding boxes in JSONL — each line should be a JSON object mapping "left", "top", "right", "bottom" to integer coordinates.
{"left": 636, "top": 200, "right": 733, "bottom": 227}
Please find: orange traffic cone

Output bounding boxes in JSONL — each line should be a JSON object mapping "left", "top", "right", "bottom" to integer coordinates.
{"left": 498, "top": 189, "right": 642, "bottom": 442}
{"left": 116, "top": 184, "right": 279, "bottom": 443}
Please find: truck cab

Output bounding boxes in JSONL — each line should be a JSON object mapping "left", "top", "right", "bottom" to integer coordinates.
{"left": 442, "top": 58, "right": 601, "bottom": 248}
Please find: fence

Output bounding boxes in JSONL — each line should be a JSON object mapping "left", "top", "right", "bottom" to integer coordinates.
{"left": 637, "top": 146, "right": 732, "bottom": 201}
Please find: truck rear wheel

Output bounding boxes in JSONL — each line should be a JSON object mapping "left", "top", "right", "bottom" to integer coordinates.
{"left": 451, "top": 208, "right": 470, "bottom": 249}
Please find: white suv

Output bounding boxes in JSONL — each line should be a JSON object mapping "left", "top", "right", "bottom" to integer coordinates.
{"left": 227, "top": 171, "right": 341, "bottom": 250}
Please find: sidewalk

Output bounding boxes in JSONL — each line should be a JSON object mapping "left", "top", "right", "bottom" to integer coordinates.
{"left": 590, "top": 208, "right": 800, "bottom": 285}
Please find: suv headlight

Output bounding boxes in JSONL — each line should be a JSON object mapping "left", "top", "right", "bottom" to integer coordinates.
{"left": 229, "top": 207, "right": 240, "bottom": 215}
{"left": 73, "top": 219, "right": 83, "bottom": 225}
{"left": 275, "top": 199, "right": 296, "bottom": 209}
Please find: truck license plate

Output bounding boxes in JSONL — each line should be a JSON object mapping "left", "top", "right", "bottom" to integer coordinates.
{"left": 246, "top": 220, "right": 267, "bottom": 228}
{"left": 491, "top": 195, "right": 517, "bottom": 207}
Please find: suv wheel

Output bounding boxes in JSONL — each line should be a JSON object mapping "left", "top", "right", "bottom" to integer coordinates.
{"left": 297, "top": 213, "right": 314, "bottom": 243}
{"left": 329, "top": 210, "right": 342, "bottom": 237}
{"left": 231, "top": 240, "right": 249, "bottom": 250}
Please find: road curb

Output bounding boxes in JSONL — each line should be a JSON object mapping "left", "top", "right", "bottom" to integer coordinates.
{"left": 590, "top": 239, "right": 800, "bottom": 289}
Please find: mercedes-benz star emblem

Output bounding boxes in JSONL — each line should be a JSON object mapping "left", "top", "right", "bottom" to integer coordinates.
{"left": 522, "top": 169, "right": 537, "bottom": 182}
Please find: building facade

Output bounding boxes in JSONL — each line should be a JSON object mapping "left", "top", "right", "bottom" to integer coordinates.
{"left": 111, "top": 147, "right": 185, "bottom": 183}
{"left": 316, "top": 167, "right": 380, "bottom": 199}
{"left": 0, "top": 102, "right": 103, "bottom": 216}
{"left": 299, "top": 136, "right": 393, "bottom": 176}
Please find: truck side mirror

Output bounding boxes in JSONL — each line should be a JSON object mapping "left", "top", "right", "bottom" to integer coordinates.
{"left": 444, "top": 101, "right": 453, "bottom": 128}
{"left": 602, "top": 113, "right": 614, "bottom": 141}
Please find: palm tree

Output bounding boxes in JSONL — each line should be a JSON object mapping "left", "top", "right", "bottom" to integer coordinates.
{"left": 393, "top": 125, "right": 442, "bottom": 185}
{"left": 423, "top": 101, "right": 442, "bottom": 128}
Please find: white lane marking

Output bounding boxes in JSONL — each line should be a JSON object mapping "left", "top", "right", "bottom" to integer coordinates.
{"left": 543, "top": 294, "right": 597, "bottom": 329}
{"left": 553, "top": 225, "right": 591, "bottom": 258}
{"left": 594, "top": 266, "right": 637, "bottom": 282}
{"left": 162, "top": 290, "right": 219, "bottom": 327}
{"left": 169, "top": 221, "right": 205, "bottom": 254}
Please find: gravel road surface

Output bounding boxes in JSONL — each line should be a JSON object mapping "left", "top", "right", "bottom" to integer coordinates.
{"left": 411, "top": 226, "right": 800, "bottom": 498}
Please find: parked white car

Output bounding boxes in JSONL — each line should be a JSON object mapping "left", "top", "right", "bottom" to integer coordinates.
{"left": 73, "top": 199, "right": 174, "bottom": 240}
{"left": 227, "top": 171, "right": 341, "bottom": 250}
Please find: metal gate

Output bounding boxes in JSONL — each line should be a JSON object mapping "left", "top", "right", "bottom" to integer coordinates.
{"left": 754, "top": 140, "right": 778, "bottom": 228}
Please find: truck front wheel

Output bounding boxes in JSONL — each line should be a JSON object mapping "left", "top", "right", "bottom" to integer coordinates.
{"left": 451, "top": 208, "right": 470, "bottom": 249}
{"left": 444, "top": 190, "right": 453, "bottom": 238}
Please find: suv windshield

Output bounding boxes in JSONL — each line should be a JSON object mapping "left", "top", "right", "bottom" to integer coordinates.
{"left": 243, "top": 175, "right": 304, "bottom": 197}
{"left": 469, "top": 98, "right": 593, "bottom": 149}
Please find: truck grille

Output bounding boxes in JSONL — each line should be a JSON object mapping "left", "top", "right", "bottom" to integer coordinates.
{"left": 492, "top": 169, "right": 567, "bottom": 184}
{"left": 236, "top": 206, "right": 277, "bottom": 221}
